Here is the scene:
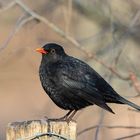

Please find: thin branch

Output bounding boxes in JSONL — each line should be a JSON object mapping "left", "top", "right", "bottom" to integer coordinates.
{"left": 129, "top": 72, "right": 140, "bottom": 96}
{"left": 0, "top": 1, "right": 16, "bottom": 13}
{"left": 78, "top": 125, "right": 140, "bottom": 136}
{"left": 15, "top": 0, "right": 80, "bottom": 47}
{"left": 128, "top": 9, "right": 140, "bottom": 28}
{"left": 65, "top": 0, "right": 72, "bottom": 34}
{"left": 94, "top": 108, "right": 104, "bottom": 140}
{"left": 0, "top": 14, "right": 33, "bottom": 51}
{"left": 90, "top": 57, "right": 130, "bottom": 80}
{"left": 97, "top": 9, "right": 140, "bottom": 56}
{"left": 114, "top": 132, "right": 140, "bottom": 140}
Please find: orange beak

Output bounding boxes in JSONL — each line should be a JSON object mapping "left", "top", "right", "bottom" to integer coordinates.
{"left": 36, "top": 48, "right": 48, "bottom": 54}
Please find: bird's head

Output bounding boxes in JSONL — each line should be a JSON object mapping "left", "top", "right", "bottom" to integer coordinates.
{"left": 36, "top": 43, "right": 66, "bottom": 62}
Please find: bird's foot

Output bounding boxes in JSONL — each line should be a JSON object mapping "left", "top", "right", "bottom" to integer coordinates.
{"left": 44, "top": 116, "right": 74, "bottom": 123}
{"left": 44, "top": 116, "right": 69, "bottom": 122}
{"left": 44, "top": 110, "right": 77, "bottom": 123}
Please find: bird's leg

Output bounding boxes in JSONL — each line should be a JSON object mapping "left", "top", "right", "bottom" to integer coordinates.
{"left": 57, "top": 110, "right": 73, "bottom": 120}
{"left": 45, "top": 110, "right": 73, "bottom": 121}
{"left": 66, "top": 110, "right": 77, "bottom": 123}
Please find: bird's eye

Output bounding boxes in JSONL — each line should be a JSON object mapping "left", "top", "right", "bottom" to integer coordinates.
{"left": 51, "top": 49, "right": 55, "bottom": 54}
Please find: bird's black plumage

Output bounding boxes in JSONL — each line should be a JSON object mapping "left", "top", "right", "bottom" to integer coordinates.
{"left": 37, "top": 43, "right": 140, "bottom": 120}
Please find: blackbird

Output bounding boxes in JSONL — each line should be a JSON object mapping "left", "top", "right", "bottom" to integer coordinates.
{"left": 36, "top": 43, "right": 140, "bottom": 121}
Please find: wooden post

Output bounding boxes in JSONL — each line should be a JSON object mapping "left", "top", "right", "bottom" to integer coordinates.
{"left": 7, "top": 120, "right": 77, "bottom": 140}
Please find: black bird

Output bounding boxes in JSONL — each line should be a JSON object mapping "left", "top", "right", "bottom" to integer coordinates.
{"left": 36, "top": 43, "right": 140, "bottom": 121}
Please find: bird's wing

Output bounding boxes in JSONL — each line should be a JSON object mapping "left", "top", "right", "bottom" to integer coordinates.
{"left": 60, "top": 65, "right": 114, "bottom": 113}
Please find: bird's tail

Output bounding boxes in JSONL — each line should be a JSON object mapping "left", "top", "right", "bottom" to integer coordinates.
{"left": 118, "top": 96, "right": 140, "bottom": 111}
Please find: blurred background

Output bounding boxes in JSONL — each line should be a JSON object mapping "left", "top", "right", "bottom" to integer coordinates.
{"left": 0, "top": 0, "right": 140, "bottom": 139}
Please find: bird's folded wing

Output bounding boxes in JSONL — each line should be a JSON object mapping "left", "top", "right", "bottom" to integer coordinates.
{"left": 61, "top": 74, "right": 114, "bottom": 113}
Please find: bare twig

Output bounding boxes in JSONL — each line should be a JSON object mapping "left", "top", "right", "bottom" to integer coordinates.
{"left": 65, "top": 0, "right": 72, "bottom": 34}
{"left": 114, "top": 132, "right": 140, "bottom": 140}
{"left": 129, "top": 72, "right": 140, "bottom": 96}
{"left": 15, "top": 0, "right": 80, "bottom": 47}
{"left": 0, "top": 14, "right": 33, "bottom": 51}
{"left": 129, "top": 9, "right": 140, "bottom": 28}
{"left": 78, "top": 125, "right": 140, "bottom": 136}
{"left": 97, "top": 9, "right": 140, "bottom": 56}
{"left": 94, "top": 110, "right": 104, "bottom": 140}
{"left": 0, "top": 1, "right": 16, "bottom": 13}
